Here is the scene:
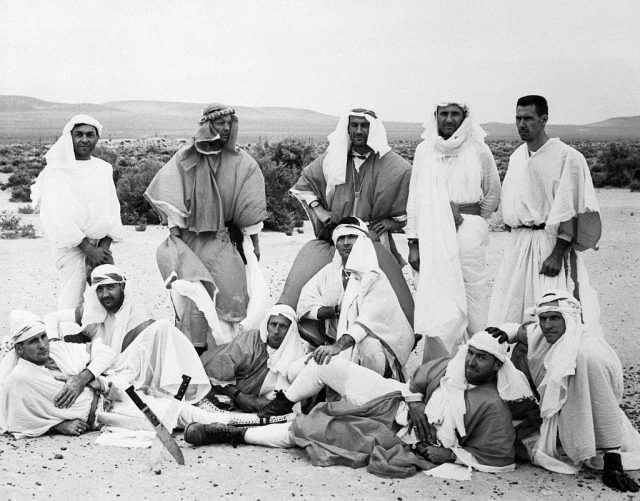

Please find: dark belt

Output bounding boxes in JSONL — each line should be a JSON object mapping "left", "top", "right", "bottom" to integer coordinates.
{"left": 457, "top": 202, "right": 482, "bottom": 216}
{"left": 505, "top": 223, "right": 546, "bottom": 231}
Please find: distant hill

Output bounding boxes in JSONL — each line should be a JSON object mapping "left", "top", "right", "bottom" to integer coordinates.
{"left": 0, "top": 95, "right": 638, "bottom": 142}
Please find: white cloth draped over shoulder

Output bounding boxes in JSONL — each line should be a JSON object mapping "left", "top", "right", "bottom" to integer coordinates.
{"left": 259, "top": 305, "right": 309, "bottom": 396}
{"left": 407, "top": 104, "right": 500, "bottom": 355}
{"left": 322, "top": 111, "right": 391, "bottom": 203}
{"left": 489, "top": 139, "right": 601, "bottom": 325}
{"left": 502, "top": 291, "right": 640, "bottom": 473}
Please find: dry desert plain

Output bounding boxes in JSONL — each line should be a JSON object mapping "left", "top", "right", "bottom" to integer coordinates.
{"left": 1, "top": 180, "right": 639, "bottom": 501}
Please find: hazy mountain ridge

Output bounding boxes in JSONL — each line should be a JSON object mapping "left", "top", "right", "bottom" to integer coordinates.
{"left": 1, "top": 95, "right": 638, "bottom": 141}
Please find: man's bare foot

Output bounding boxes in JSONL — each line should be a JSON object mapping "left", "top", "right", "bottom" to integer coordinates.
{"left": 51, "top": 419, "right": 88, "bottom": 436}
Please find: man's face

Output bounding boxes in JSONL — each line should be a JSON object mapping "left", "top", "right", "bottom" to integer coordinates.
{"left": 336, "top": 234, "right": 358, "bottom": 261}
{"left": 436, "top": 104, "right": 466, "bottom": 139}
{"left": 71, "top": 124, "right": 99, "bottom": 160}
{"left": 464, "top": 346, "right": 502, "bottom": 385}
{"left": 539, "top": 311, "right": 567, "bottom": 345}
{"left": 96, "top": 283, "right": 125, "bottom": 313}
{"left": 266, "top": 314, "right": 292, "bottom": 349}
{"left": 15, "top": 332, "right": 50, "bottom": 366}
{"left": 210, "top": 115, "right": 232, "bottom": 144}
{"left": 516, "top": 105, "right": 547, "bottom": 143}
{"left": 348, "top": 116, "right": 370, "bottom": 148}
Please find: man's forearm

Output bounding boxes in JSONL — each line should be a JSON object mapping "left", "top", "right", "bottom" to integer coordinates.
{"left": 98, "top": 236, "right": 113, "bottom": 250}
{"left": 551, "top": 236, "right": 571, "bottom": 256}
{"left": 335, "top": 334, "right": 355, "bottom": 351}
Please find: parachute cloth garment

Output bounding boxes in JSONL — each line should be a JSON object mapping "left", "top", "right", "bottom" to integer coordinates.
{"left": 516, "top": 290, "right": 640, "bottom": 473}
{"left": 424, "top": 331, "right": 534, "bottom": 472}
{"left": 145, "top": 103, "right": 268, "bottom": 348}
{"left": 31, "top": 114, "right": 124, "bottom": 310}
{"left": 488, "top": 138, "right": 602, "bottom": 326}
{"left": 334, "top": 220, "right": 414, "bottom": 378}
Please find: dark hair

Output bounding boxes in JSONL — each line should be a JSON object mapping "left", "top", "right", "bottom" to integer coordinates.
{"left": 517, "top": 95, "right": 548, "bottom": 117}
{"left": 337, "top": 216, "right": 361, "bottom": 226}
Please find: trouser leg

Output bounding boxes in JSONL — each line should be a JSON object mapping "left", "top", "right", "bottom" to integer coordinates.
{"left": 244, "top": 423, "right": 295, "bottom": 448}
{"left": 56, "top": 248, "right": 87, "bottom": 310}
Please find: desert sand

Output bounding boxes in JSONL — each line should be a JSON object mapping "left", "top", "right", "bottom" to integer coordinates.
{"left": 1, "top": 180, "right": 639, "bottom": 500}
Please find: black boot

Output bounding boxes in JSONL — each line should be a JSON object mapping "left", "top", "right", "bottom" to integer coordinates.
{"left": 257, "top": 390, "right": 294, "bottom": 418}
{"left": 602, "top": 452, "right": 639, "bottom": 492}
{"left": 184, "top": 423, "right": 247, "bottom": 448}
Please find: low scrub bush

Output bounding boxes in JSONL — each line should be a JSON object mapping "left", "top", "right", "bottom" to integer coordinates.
{"left": 17, "top": 204, "right": 36, "bottom": 214}
{"left": 0, "top": 211, "right": 37, "bottom": 239}
{"left": 116, "top": 159, "right": 163, "bottom": 224}
{"left": 10, "top": 185, "right": 31, "bottom": 202}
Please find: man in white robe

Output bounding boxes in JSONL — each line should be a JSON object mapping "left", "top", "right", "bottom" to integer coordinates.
{"left": 31, "top": 115, "right": 124, "bottom": 310}
{"left": 42, "top": 265, "right": 211, "bottom": 404}
{"left": 406, "top": 101, "right": 501, "bottom": 361}
{"left": 0, "top": 311, "right": 260, "bottom": 439}
{"left": 184, "top": 331, "right": 533, "bottom": 476}
{"left": 491, "top": 290, "right": 640, "bottom": 492}
{"left": 488, "top": 95, "right": 601, "bottom": 326}
{"left": 297, "top": 218, "right": 414, "bottom": 379}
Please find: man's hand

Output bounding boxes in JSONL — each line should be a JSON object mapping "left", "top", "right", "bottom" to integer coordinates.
{"left": 540, "top": 251, "right": 563, "bottom": 277}
{"left": 51, "top": 419, "right": 89, "bottom": 436}
{"left": 407, "top": 402, "right": 432, "bottom": 443}
{"left": 169, "top": 226, "right": 182, "bottom": 239}
{"left": 313, "top": 206, "right": 332, "bottom": 225}
{"left": 408, "top": 245, "right": 420, "bottom": 272}
{"left": 233, "top": 392, "right": 270, "bottom": 413}
{"left": 317, "top": 305, "right": 339, "bottom": 320}
{"left": 53, "top": 370, "right": 93, "bottom": 409}
{"left": 419, "top": 445, "right": 456, "bottom": 465}
{"left": 368, "top": 218, "right": 398, "bottom": 237}
{"left": 311, "top": 344, "right": 344, "bottom": 365}
{"left": 486, "top": 326, "right": 509, "bottom": 344}
{"left": 83, "top": 245, "right": 113, "bottom": 268}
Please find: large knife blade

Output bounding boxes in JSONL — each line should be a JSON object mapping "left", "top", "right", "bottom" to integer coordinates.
{"left": 149, "top": 375, "right": 191, "bottom": 466}
{"left": 125, "top": 386, "right": 185, "bottom": 465}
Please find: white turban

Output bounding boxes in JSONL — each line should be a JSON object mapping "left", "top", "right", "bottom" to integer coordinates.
{"left": 31, "top": 114, "right": 104, "bottom": 206}
{"left": 7, "top": 310, "right": 46, "bottom": 347}
{"left": 322, "top": 110, "right": 391, "bottom": 201}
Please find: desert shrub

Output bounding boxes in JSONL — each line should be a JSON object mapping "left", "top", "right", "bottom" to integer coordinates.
{"left": 4, "top": 171, "right": 32, "bottom": 189}
{"left": 0, "top": 211, "right": 36, "bottom": 239}
{"left": 116, "top": 159, "right": 163, "bottom": 224}
{"left": 93, "top": 146, "right": 118, "bottom": 167}
{"left": 249, "top": 138, "right": 320, "bottom": 231}
{"left": 10, "top": 185, "right": 31, "bottom": 202}
{"left": 17, "top": 204, "right": 36, "bottom": 214}
{"left": 0, "top": 162, "right": 12, "bottom": 173}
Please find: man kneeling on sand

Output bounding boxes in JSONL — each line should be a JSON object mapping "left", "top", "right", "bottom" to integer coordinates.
{"left": 184, "top": 331, "right": 533, "bottom": 477}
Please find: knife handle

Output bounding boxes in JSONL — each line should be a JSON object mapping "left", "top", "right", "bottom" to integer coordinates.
{"left": 125, "top": 386, "right": 160, "bottom": 427}
{"left": 174, "top": 375, "right": 191, "bottom": 401}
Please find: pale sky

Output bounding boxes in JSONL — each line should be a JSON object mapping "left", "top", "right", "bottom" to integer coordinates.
{"left": 1, "top": 0, "right": 639, "bottom": 124}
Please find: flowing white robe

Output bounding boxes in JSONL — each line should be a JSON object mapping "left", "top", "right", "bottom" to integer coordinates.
{"left": 488, "top": 139, "right": 601, "bottom": 325}
{"left": 407, "top": 137, "right": 500, "bottom": 358}
{"left": 33, "top": 157, "right": 124, "bottom": 310}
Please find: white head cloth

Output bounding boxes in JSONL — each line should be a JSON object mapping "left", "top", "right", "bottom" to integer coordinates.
{"left": 82, "top": 264, "right": 127, "bottom": 326}
{"left": 31, "top": 115, "right": 104, "bottom": 205}
{"left": 322, "top": 110, "right": 391, "bottom": 200}
{"left": 330, "top": 218, "right": 377, "bottom": 272}
{"left": 531, "top": 289, "right": 584, "bottom": 419}
{"left": 259, "top": 305, "right": 307, "bottom": 391}
{"left": 0, "top": 311, "right": 47, "bottom": 393}
{"left": 425, "top": 330, "right": 533, "bottom": 446}
{"left": 421, "top": 101, "right": 487, "bottom": 156}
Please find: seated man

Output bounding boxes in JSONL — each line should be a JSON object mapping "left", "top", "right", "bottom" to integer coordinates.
{"left": 297, "top": 218, "right": 414, "bottom": 379}
{"left": 491, "top": 290, "right": 640, "bottom": 493}
{"left": 42, "top": 264, "right": 211, "bottom": 403}
{"left": 200, "top": 305, "right": 309, "bottom": 412}
{"left": 0, "top": 311, "right": 270, "bottom": 439}
{"left": 184, "top": 331, "right": 533, "bottom": 477}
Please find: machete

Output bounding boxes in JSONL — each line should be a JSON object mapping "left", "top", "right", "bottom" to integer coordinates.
{"left": 125, "top": 386, "right": 185, "bottom": 465}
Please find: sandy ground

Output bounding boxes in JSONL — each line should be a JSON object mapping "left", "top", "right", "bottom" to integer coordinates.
{"left": 1, "top": 179, "right": 640, "bottom": 500}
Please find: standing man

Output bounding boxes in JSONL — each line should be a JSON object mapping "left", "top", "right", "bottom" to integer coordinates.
{"left": 407, "top": 101, "right": 500, "bottom": 361}
{"left": 145, "top": 104, "right": 268, "bottom": 352}
{"left": 31, "top": 115, "right": 124, "bottom": 310}
{"left": 280, "top": 109, "right": 413, "bottom": 325}
{"left": 489, "top": 96, "right": 601, "bottom": 325}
